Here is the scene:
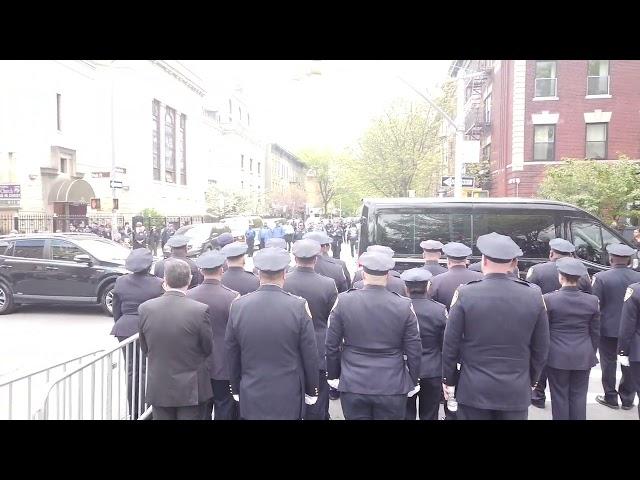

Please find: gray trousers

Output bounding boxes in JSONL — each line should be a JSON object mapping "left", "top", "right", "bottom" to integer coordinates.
{"left": 458, "top": 404, "right": 528, "bottom": 420}
{"left": 152, "top": 402, "right": 207, "bottom": 420}
{"left": 340, "top": 392, "right": 406, "bottom": 420}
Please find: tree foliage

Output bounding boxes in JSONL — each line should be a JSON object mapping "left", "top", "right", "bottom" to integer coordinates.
{"left": 205, "top": 184, "right": 250, "bottom": 219}
{"left": 298, "top": 149, "right": 341, "bottom": 215}
{"left": 538, "top": 157, "right": 640, "bottom": 225}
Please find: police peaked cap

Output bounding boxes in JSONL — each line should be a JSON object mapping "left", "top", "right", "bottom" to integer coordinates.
{"left": 367, "top": 245, "right": 394, "bottom": 257}
{"left": 358, "top": 252, "right": 395, "bottom": 275}
{"left": 166, "top": 235, "right": 189, "bottom": 248}
{"left": 442, "top": 242, "right": 472, "bottom": 259}
{"left": 606, "top": 243, "right": 636, "bottom": 257}
{"left": 400, "top": 267, "right": 433, "bottom": 283}
{"left": 476, "top": 232, "right": 523, "bottom": 260}
{"left": 292, "top": 239, "right": 322, "bottom": 259}
{"left": 420, "top": 240, "right": 444, "bottom": 251}
{"left": 265, "top": 237, "right": 287, "bottom": 250}
{"left": 195, "top": 251, "right": 226, "bottom": 270}
{"left": 125, "top": 248, "right": 154, "bottom": 273}
{"left": 221, "top": 242, "right": 248, "bottom": 258}
{"left": 303, "top": 231, "right": 332, "bottom": 245}
{"left": 253, "top": 247, "right": 291, "bottom": 272}
{"left": 549, "top": 238, "right": 575, "bottom": 254}
{"left": 555, "top": 257, "right": 588, "bottom": 277}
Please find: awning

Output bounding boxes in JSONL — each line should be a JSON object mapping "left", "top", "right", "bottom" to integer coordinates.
{"left": 48, "top": 177, "right": 96, "bottom": 204}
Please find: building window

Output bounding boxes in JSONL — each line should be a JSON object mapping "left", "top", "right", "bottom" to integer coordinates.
{"left": 535, "top": 61, "right": 557, "bottom": 98}
{"left": 586, "top": 123, "right": 608, "bottom": 159}
{"left": 241, "top": 180, "right": 244, "bottom": 190}
{"left": 587, "top": 61, "right": 610, "bottom": 95}
{"left": 241, "top": 154, "right": 244, "bottom": 170}
{"left": 165, "top": 106, "right": 176, "bottom": 183}
{"left": 152, "top": 100, "right": 161, "bottom": 181}
{"left": 56, "top": 93, "right": 62, "bottom": 131}
{"left": 484, "top": 94, "right": 492, "bottom": 124}
{"left": 533, "top": 125, "right": 555, "bottom": 161}
{"left": 60, "top": 157, "right": 68, "bottom": 174}
{"left": 178, "top": 113, "right": 187, "bottom": 185}
{"left": 257, "top": 161, "right": 261, "bottom": 174}
{"left": 249, "top": 158, "right": 253, "bottom": 172}
{"left": 482, "top": 144, "right": 491, "bottom": 162}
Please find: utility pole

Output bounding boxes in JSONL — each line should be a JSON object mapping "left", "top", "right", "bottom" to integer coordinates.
{"left": 110, "top": 65, "right": 118, "bottom": 240}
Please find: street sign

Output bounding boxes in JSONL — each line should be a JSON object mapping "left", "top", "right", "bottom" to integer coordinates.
{"left": 113, "top": 167, "right": 127, "bottom": 174}
{"left": 0, "top": 184, "right": 21, "bottom": 207}
{"left": 441, "top": 176, "right": 475, "bottom": 188}
{"left": 110, "top": 180, "right": 123, "bottom": 189}
{"left": 91, "top": 172, "right": 111, "bottom": 178}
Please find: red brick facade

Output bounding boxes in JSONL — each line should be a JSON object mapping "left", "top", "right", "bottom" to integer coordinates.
{"left": 481, "top": 60, "right": 640, "bottom": 197}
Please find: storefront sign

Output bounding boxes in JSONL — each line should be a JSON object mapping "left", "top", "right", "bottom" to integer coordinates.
{"left": 0, "top": 184, "right": 20, "bottom": 206}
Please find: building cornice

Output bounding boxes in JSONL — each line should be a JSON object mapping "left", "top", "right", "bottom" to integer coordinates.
{"left": 151, "top": 61, "right": 206, "bottom": 97}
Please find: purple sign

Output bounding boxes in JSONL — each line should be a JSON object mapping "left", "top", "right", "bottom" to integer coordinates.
{"left": 0, "top": 184, "right": 20, "bottom": 199}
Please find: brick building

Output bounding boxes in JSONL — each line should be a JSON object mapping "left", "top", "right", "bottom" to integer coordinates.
{"left": 451, "top": 60, "right": 640, "bottom": 197}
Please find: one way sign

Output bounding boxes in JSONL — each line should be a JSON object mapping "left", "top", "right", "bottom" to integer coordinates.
{"left": 441, "top": 176, "right": 475, "bottom": 188}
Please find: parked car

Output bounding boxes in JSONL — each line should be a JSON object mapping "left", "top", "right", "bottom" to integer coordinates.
{"left": 221, "top": 216, "right": 252, "bottom": 241}
{"left": 0, "top": 233, "right": 131, "bottom": 316}
{"left": 358, "top": 197, "right": 640, "bottom": 276}
{"left": 162, "top": 222, "right": 231, "bottom": 258}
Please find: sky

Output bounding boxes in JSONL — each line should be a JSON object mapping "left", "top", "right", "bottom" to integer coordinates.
{"left": 184, "top": 60, "right": 453, "bottom": 153}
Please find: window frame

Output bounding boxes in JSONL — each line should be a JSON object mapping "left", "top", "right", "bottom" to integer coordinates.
{"left": 178, "top": 113, "right": 187, "bottom": 185}
{"left": 587, "top": 60, "right": 610, "bottom": 96}
{"left": 50, "top": 238, "right": 87, "bottom": 263}
{"left": 532, "top": 124, "right": 556, "bottom": 162}
{"left": 12, "top": 239, "right": 46, "bottom": 260}
{"left": 534, "top": 61, "right": 558, "bottom": 98}
{"left": 56, "top": 93, "right": 62, "bottom": 131}
{"left": 164, "top": 106, "right": 176, "bottom": 184}
{"left": 585, "top": 122, "right": 608, "bottom": 160}
{"left": 152, "top": 99, "right": 161, "bottom": 181}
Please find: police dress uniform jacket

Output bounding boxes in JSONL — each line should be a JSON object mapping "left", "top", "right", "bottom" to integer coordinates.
{"left": 543, "top": 287, "right": 600, "bottom": 370}
{"left": 111, "top": 272, "right": 164, "bottom": 338}
{"left": 618, "top": 283, "right": 640, "bottom": 361}
{"left": 409, "top": 293, "right": 448, "bottom": 378}
{"left": 592, "top": 265, "right": 640, "bottom": 338}
{"left": 353, "top": 276, "right": 408, "bottom": 296}
{"left": 314, "top": 255, "right": 348, "bottom": 293}
{"left": 221, "top": 267, "right": 260, "bottom": 296}
{"left": 326, "top": 285, "right": 422, "bottom": 395}
{"left": 428, "top": 265, "right": 483, "bottom": 309}
{"left": 153, "top": 254, "right": 203, "bottom": 289}
{"left": 423, "top": 261, "right": 447, "bottom": 277}
{"left": 283, "top": 266, "right": 338, "bottom": 371}
{"left": 442, "top": 274, "right": 550, "bottom": 411}
{"left": 468, "top": 261, "right": 520, "bottom": 278}
{"left": 325, "top": 254, "right": 352, "bottom": 289}
{"left": 526, "top": 261, "right": 592, "bottom": 294}
{"left": 186, "top": 279, "right": 239, "bottom": 380}
{"left": 138, "top": 291, "right": 214, "bottom": 407}
{"left": 224, "top": 285, "right": 319, "bottom": 420}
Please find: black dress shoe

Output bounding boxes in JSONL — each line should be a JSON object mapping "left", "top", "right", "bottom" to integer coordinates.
{"left": 621, "top": 403, "right": 634, "bottom": 410}
{"left": 531, "top": 399, "right": 546, "bottom": 409}
{"left": 595, "top": 395, "right": 619, "bottom": 409}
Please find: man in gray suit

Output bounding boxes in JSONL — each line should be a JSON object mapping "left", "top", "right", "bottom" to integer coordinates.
{"left": 139, "top": 259, "right": 214, "bottom": 420}
{"left": 225, "top": 247, "right": 319, "bottom": 420}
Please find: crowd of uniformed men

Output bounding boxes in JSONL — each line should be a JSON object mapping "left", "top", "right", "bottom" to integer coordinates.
{"left": 110, "top": 227, "right": 640, "bottom": 420}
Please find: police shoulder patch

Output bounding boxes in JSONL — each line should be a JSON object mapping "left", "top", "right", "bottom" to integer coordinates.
{"left": 625, "top": 287, "right": 634, "bottom": 302}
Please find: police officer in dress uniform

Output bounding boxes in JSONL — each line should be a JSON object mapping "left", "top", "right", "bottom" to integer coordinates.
{"left": 352, "top": 245, "right": 403, "bottom": 285}
{"left": 111, "top": 248, "right": 164, "bottom": 419}
{"left": 326, "top": 252, "right": 422, "bottom": 420}
{"left": 593, "top": 243, "right": 640, "bottom": 410}
{"left": 420, "top": 240, "right": 448, "bottom": 277}
{"left": 352, "top": 246, "right": 408, "bottom": 296}
{"left": 468, "top": 258, "right": 520, "bottom": 277}
{"left": 250, "top": 238, "right": 290, "bottom": 275}
{"left": 303, "top": 231, "right": 348, "bottom": 293}
{"left": 618, "top": 280, "right": 640, "bottom": 419}
{"left": 401, "top": 268, "right": 448, "bottom": 420}
{"left": 224, "top": 247, "right": 319, "bottom": 419}
{"left": 543, "top": 258, "right": 600, "bottom": 420}
{"left": 442, "top": 232, "right": 550, "bottom": 420}
{"left": 428, "top": 242, "right": 483, "bottom": 309}
{"left": 153, "top": 235, "right": 202, "bottom": 289}
{"left": 187, "top": 251, "right": 240, "bottom": 420}
{"left": 139, "top": 259, "right": 214, "bottom": 420}
{"left": 221, "top": 242, "right": 260, "bottom": 296}
{"left": 527, "top": 238, "right": 593, "bottom": 408}
{"left": 214, "top": 232, "right": 235, "bottom": 251}
{"left": 283, "top": 239, "right": 338, "bottom": 420}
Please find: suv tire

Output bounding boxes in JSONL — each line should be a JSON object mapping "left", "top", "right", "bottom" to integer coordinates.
{"left": 100, "top": 282, "right": 115, "bottom": 317}
{"left": 0, "top": 281, "right": 15, "bottom": 315}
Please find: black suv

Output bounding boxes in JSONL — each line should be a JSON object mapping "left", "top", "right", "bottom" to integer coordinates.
{"left": 0, "top": 233, "right": 131, "bottom": 316}
{"left": 162, "top": 222, "right": 231, "bottom": 258}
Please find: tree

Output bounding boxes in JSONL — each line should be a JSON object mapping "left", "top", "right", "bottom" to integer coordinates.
{"left": 538, "top": 156, "right": 640, "bottom": 225}
{"left": 298, "top": 149, "right": 340, "bottom": 215}
{"left": 205, "top": 184, "right": 251, "bottom": 219}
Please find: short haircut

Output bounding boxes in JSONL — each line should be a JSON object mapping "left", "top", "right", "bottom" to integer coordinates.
{"left": 164, "top": 259, "right": 192, "bottom": 288}
{"left": 260, "top": 270, "right": 285, "bottom": 282}
{"left": 363, "top": 267, "right": 387, "bottom": 276}
{"left": 405, "top": 281, "right": 428, "bottom": 294}
{"left": 295, "top": 256, "right": 316, "bottom": 266}
{"left": 201, "top": 266, "right": 223, "bottom": 276}
{"left": 484, "top": 255, "right": 514, "bottom": 264}
{"left": 551, "top": 249, "right": 571, "bottom": 257}
{"left": 559, "top": 272, "right": 581, "bottom": 284}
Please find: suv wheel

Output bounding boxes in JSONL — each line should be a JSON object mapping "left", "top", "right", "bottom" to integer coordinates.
{"left": 0, "top": 281, "right": 15, "bottom": 315}
{"left": 100, "top": 283, "right": 115, "bottom": 317}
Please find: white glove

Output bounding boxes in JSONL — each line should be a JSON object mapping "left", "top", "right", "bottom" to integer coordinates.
{"left": 407, "top": 385, "right": 420, "bottom": 398}
{"left": 618, "top": 355, "right": 630, "bottom": 367}
{"left": 232, "top": 394, "right": 239, "bottom": 402}
{"left": 327, "top": 378, "right": 339, "bottom": 389}
{"left": 305, "top": 395, "right": 318, "bottom": 405}
{"left": 442, "top": 384, "right": 455, "bottom": 401}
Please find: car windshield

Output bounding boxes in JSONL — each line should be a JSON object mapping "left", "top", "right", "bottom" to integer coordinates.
{"left": 179, "top": 224, "right": 211, "bottom": 240}
{"left": 75, "top": 238, "right": 131, "bottom": 262}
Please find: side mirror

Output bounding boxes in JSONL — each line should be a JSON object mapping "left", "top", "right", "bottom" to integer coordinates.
{"left": 74, "top": 254, "right": 92, "bottom": 264}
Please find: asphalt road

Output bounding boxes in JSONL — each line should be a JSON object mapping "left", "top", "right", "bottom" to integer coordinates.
{"left": 1, "top": 243, "right": 637, "bottom": 419}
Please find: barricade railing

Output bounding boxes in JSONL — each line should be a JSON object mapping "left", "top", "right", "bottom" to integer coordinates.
{"left": 0, "top": 349, "right": 104, "bottom": 420}
{"left": 32, "top": 334, "right": 152, "bottom": 420}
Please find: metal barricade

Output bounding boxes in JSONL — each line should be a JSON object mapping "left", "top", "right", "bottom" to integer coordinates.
{"left": 32, "top": 334, "right": 152, "bottom": 420}
{"left": 0, "top": 349, "right": 104, "bottom": 420}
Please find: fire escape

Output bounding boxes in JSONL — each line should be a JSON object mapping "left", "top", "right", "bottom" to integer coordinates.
{"left": 463, "top": 61, "right": 493, "bottom": 141}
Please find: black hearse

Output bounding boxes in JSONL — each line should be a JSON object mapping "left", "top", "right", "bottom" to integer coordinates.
{"left": 358, "top": 198, "right": 639, "bottom": 276}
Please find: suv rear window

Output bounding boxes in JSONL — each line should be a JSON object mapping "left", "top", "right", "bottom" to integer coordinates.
{"left": 13, "top": 239, "right": 45, "bottom": 259}
{"left": 473, "top": 213, "right": 556, "bottom": 258}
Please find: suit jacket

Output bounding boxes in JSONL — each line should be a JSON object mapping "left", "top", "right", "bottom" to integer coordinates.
{"left": 153, "top": 254, "right": 203, "bottom": 289}
{"left": 327, "top": 256, "right": 352, "bottom": 289}
{"left": 326, "top": 285, "right": 421, "bottom": 395}
{"left": 138, "top": 291, "right": 213, "bottom": 407}
{"left": 442, "top": 273, "right": 549, "bottom": 411}
{"left": 422, "top": 261, "right": 447, "bottom": 277}
{"left": 314, "top": 254, "right": 347, "bottom": 293}
{"left": 221, "top": 267, "right": 260, "bottom": 296}
{"left": 110, "top": 272, "right": 164, "bottom": 338}
{"left": 543, "top": 287, "right": 599, "bottom": 370}
{"left": 618, "top": 282, "right": 640, "bottom": 361}
{"left": 428, "top": 265, "right": 483, "bottom": 309}
{"left": 187, "top": 279, "right": 239, "bottom": 380}
{"left": 526, "top": 260, "right": 592, "bottom": 294}
{"left": 353, "top": 276, "right": 408, "bottom": 296}
{"left": 283, "top": 267, "right": 338, "bottom": 371}
{"left": 409, "top": 293, "right": 448, "bottom": 378}
{"left": 592, "top": 265, "right": 640, "bottom": 337}
{"left": 224, "top": 285, "right": 319, "bottom": 420}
